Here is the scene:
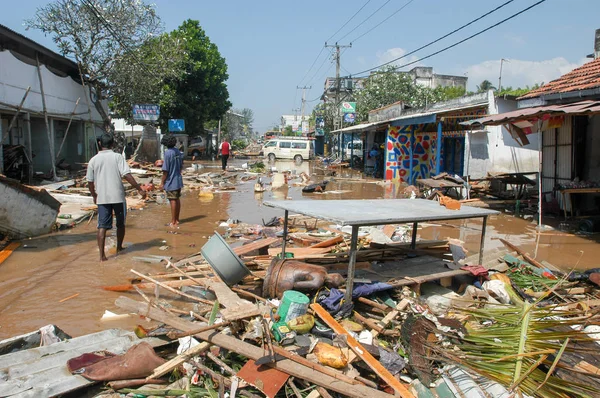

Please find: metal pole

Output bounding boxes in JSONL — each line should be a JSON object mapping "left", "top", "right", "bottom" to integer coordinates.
{"left": 25, "top": 113, "right": 33, "bottom": 184}
{"left": 436, "top": 120, "right": 443, "bottom": 175}
{"left": 2, "top": 87, "right": 31, "bottom": 145}
{"left": 55, "top": 98, "right": 81, "bottom": 160}
{"left": 36, "top": 55, "right": 57, "bottom": 181}
{"left": 538, "top": 122, "right": 543, "bottom": 228}
{"left": 408, "top": 127, "right": 415, "bottom": 184}
{"left": 281, "top": 210, "right": 289, "bottom": 258}
{"left": 344, "top": 225, "right": 359, "bottom": 303}
{"left": 479, "top": 216, "right": 488, "bottom": 265}
{"left": 411, "top": 222, "right": 418, "bottom": 249}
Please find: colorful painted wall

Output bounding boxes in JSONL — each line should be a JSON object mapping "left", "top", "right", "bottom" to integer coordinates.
{"left": 385, "top": 125, "right": 437, "bottom": 182}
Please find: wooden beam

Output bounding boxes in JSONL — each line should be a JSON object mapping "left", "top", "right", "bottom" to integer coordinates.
{"left": 311, "top": 303, "right": 415, "bottom": 398}
{"left": 234, "top": 237, "right": 280, "bottom": 256}
{"left": 309, "top": 235, "right": 344, "bottom": 248}
{"left": 115, "top": 297, "right": 390, "bottom": 398}
{"left": 0, "top": 242, "right": 21, "bottom": 265}
{"left": 499, "top": 238, "right": 545, "bottom": 269}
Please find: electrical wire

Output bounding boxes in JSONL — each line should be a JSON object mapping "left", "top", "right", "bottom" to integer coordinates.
{"left": 349, "top": 0, "right": 418, "bottom": 44}
{"left": 297, "top": 46, "right": 325, "bottom": 86}
{"left": 305, "top": 47, "right": 334, "bottom": 87}
{"left": 326, "top": 0, "right": 373, "bottom": 43}
{"left": 337, "top": 0, "right": 393, "bottom": 42}
{"left": 350, "top": 0, "right": 519, "bottom": 76}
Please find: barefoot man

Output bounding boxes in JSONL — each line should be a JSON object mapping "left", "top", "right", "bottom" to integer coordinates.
{"left": 160, "top": 135, "right": 184, "bottom": 227}
{"left": 87, "top": 134, "right": 146, "bottom": 261}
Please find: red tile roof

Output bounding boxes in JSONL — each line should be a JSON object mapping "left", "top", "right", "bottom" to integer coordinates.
{"left": 519, "top": 58, "right": 600, "bottom": 99}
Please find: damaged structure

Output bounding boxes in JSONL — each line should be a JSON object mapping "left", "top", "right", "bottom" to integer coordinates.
{"left": 0, "top": 24, "right": 106, "bottom": 182}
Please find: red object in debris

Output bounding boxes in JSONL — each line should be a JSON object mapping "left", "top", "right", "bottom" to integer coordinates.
{"left": 155, "top": 160, "right": 164, "bottom": 167}
{"left": 460, "top": 265, "right": 489, "bottom": 277}
{"left": 141, "top": 183, "right": 156, "bottom": 192}
{"left": 237, "top": 359, "right": 289, "bottom": 398}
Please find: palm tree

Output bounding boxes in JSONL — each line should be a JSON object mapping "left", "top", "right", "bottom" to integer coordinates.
{"left": 476, "top": 80, "right": 497, "bottom": 92}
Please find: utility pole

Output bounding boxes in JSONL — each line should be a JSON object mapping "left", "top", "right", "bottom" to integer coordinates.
{"left": 297, "top": 85, "right": 311, "bottom": 136}
{"left": 325, "top": 42, "right": 351, "bottom": 151}
{"left": 498, "top": 58, "right": 509, "bottom": 91}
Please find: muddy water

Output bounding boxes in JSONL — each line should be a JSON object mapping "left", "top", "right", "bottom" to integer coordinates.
{"left": 1, "top": 159, "right": 599, "bottom": 339}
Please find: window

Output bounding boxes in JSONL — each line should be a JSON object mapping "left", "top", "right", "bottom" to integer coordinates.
{"left": 264, "top": 141, "right": 277, "bottom": 147}
{"left": 279, "top": 142, "right": 291, "bottom": 148}
{"left": 291, "top": 142, "right": 307, "bottom": 149}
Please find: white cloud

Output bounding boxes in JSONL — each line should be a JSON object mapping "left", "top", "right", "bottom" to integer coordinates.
{"left": 375, "top": 47, "right": 421, "bottom": 70}
{"left": 465, "top": 57, "right": 589, "bottom": 91}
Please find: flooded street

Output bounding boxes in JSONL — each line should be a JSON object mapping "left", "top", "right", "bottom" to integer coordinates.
{"left": 1, "top": 159, "right": 599, "bottom": 340}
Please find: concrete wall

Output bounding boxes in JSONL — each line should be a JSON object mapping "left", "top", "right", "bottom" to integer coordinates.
{"left": 465, "top": 94, "right": 539, "bottom": 179}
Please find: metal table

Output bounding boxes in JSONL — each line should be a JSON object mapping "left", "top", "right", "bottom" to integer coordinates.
{"left": 263, "top": 199, "right": 499, "bottom": 302}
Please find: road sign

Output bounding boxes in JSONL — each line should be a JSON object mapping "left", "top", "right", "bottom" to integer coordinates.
{"left": 132, "top": 104, "right": 160, "bottom": 122}
{"left": 301, "top": 121, "right": 309, "bottom": 134}
{"left": 341, "top": 102, "right": 356, "bottom": 113}
{"left": 343, "top": 113, "right": 355, "bottom": 123}
{"left": 168, "top": 119, "right": 185, "bottom": 132}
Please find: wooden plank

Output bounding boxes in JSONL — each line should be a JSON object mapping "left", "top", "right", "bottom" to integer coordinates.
{"left": 388, "top": 269, "right": 470, "bottom": 287}
{"left": 382, "top": 225, "right": 396, "bottom": 239}
{"left": 115, "top": 297, "right": 390, "bottom": 398}
{"left": 0, "top": 242, "right": 21, "bottom": 265}
{"left": 499, "top": 238, "right": 545, "bottom": 270}
{"left": 268, "top": 247, "right": 332, "bottom": 258}
{"left": 309, "top": 235, "right": 344, "bottom": 248}
{"left": 311, "top": 303, "right": 415, "bottom": 398}
{"left": 102, "top": 278, "right": 198, "bottom": 292}
{"left": 203, "top": 279, "right": 262, "bottom": 321}
{"left": 234, "top": 238, "right": 280, "bottom": 256}
{"left": 147, "top": 341, "right": 210, "bottom": 379}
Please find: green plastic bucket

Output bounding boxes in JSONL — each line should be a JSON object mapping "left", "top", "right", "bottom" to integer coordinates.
{"left": 277, "top": 290, "right": 310, "bottom": 322}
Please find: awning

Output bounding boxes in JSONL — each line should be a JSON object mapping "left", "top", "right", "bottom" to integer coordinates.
{"left": 462, "top": 100, "right": 600, "bottom": 127}
{"left": 331, "top": 121, "right": 382, "bottom": 134}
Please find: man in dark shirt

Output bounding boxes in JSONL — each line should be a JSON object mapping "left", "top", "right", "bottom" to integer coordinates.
{"left": 160, "top": 135, "right": 184, "bottom": 227}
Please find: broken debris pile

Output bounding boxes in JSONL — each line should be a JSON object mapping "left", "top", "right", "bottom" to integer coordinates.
{"left": 3, "top": 218, "right": 600, "bottom": 398}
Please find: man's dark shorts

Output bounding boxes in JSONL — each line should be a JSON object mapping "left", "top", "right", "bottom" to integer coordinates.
{"left": 166, "top": 189, "right": 181, "bottom": 200}
{"left": 97, "top": 203, "right": 126, "bottom": 230}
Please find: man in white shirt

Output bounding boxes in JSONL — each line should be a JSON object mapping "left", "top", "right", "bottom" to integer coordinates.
{"left": 87, "top": 134, "right": 146, "bottom": 261}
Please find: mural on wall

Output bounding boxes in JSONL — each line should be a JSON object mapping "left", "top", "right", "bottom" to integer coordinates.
{"left": 385, "top": 125, "right": 437, "bottom": 182}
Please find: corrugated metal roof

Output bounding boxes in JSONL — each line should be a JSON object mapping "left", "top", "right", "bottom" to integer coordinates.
{"left": 463, "top": 100, "right": 600, "bottom": 126}
{"left": 519, "top": 58, "right": 600, "bottom": 99}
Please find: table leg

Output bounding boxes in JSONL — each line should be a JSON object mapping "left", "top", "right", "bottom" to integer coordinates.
{"left": 410, "top": 222, "right": 418, "bottom": 250}
{"left": 479, "top": 216, "right": 488, "bottom": 265}
{"left": 281, "top": 210, "right": 289, "bottom": 258}
{"left": 344, "top": 226, "right": 359, "bottom": 303}
{"left": 562, "top": 191, "right": 567, "bottom": 220}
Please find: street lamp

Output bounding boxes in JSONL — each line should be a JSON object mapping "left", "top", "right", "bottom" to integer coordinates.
{"left": 498, "top": 58, "right": 510, "bottom": 91}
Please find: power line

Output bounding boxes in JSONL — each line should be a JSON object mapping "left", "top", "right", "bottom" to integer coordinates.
{"left": 297, "top": 0, "right": 372, "bottom": 86}
{"left": 297, "top": 46, "right": 325, "bottom": 86}
{"left": 326, "top": 0, "right": 373, "bottom": 43}
{"left": 350, "top": 0, "right": 518, "bottom": 76}
{"left": 305, "top": 47, "right": 334, "bottom": 87}
{"left": 350, "top": 0, "right": 418, "bottom": 44}
{"left": 337, "top": 0, "right": 393, "bottom": 42}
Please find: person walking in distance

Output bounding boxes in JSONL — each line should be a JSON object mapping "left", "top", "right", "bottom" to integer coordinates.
{"left": 87, "top": 134, "right": 146, "bottom": 262}
{"left": 219, "top": 137, "right": 231, "bottom": 171}
{"left": 160, "top": 135, "right": 184, "bottom": 228}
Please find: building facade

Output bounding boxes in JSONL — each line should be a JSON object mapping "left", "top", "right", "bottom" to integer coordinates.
{"left": 0, "top": 24, "right": 106, "bottom": 181}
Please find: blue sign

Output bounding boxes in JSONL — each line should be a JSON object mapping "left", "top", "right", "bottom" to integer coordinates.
{"left": 132, "top": 104, "right": 160, "bottom": 122}
{"left": 343, "top": 113, "right": 355, "bottom": 123}
{"left": 168, "top": 119, "right": 185, "bottom": 132}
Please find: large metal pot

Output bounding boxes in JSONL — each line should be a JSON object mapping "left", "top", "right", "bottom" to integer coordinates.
{"left": 201, "top": 233, "right": 250, "bottom": 286}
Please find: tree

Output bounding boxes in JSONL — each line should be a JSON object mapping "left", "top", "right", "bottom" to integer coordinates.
{"left": 496, "top": 84, "right": 541, "bottom": 97}
{"left": 110, "top": 34, "right": 187, "bottom": 120}
{"left": 476, "top": 80, "right": 496, "bottom": 92}
{"left": 240, "top": 108, "right": 255, "bottom": 136}
{"left": 283, "top": 125, "right": 294, "bottom": 136}
{"left": 26, "top": 0, "right": 171, "bottom": 136}
{"left": 160, "top": 20, "right": 231, "bottom": 134}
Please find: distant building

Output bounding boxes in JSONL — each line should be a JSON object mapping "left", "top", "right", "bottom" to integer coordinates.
{"left": 321, "top": 67, "right": 467, "bottom": 103}
{"left": 281, "top": 114, "right": 310, "bottom": 132}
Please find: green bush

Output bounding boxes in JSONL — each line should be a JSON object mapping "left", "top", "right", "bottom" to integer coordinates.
{"left": 231, "top": 139, "right": 247, "bottom": 150}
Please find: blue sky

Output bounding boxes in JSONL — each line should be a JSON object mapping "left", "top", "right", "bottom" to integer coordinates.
{"left": 3, "top": 0, "right": 599, "bottom": 132}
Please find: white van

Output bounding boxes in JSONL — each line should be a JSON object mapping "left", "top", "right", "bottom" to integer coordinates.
{"left": 262, "top": 138, "right": 315, "bottom": 162}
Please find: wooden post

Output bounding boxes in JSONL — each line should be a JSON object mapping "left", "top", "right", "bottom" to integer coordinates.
{"left": 344, "top": 225, "right": 359, "bottom": 303}
{"left": 36, "top": 55, "right": 57, "bottom": 180}
{"left": 55, "top": 97, "right": 80, "bottom": 161}
{"left": 2, "top": 87, "right": 31, "bottom": 144}
{"left": 25, "top": 113, "right": 33, "bottom": 184}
